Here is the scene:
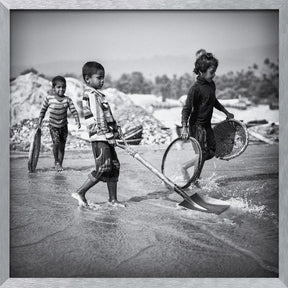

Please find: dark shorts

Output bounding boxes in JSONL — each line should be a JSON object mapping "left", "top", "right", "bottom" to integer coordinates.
{"left": 190, "top": 124, "right": 216, "bottom": 161}
{"left": 89, "top": 141, "right": 120, "bottom": 183}
{"left": 49, "top": 125, "right": 68, "bottom": 145}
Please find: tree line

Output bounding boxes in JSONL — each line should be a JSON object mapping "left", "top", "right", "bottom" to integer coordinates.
{"left": 105, "top": 58, "right": 279, "bottom": 104}
{"left": 18, "top": 58, "right": 278, "bottom": 105}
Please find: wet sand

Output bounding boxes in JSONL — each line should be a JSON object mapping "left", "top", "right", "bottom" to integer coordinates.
{"left": 10, "top": 143, "right": 278, "bottom": 277}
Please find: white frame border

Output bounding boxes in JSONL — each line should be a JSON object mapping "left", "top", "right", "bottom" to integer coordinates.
{"left": 1, "top": 1, "right": 287, "bottom": 287}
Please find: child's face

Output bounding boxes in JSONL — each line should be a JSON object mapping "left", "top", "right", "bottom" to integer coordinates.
{"left": 86, "top": 69, "right": 105, "bottom": 89}
{"left": 202, "top": 66, "right": 216, "bottom": 82}
{"left": 53, "top": 81, "right": 66, "bottom": 97}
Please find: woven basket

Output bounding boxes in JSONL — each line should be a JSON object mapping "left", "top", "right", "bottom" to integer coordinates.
{"left": 213, "top": 119, "right": 249, "bottom": 160}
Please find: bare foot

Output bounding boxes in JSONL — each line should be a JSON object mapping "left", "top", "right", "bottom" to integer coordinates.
{"left": 71, "top": 192, "right": 88, "bottom": 207}
{"left": 55, "top": 162, "right": 63, "bottom": 172}
{"left": 108, "top": 200, "right": 126, "bottom": 208}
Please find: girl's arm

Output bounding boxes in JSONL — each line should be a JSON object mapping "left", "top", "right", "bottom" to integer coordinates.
{"left": 181, "top": 87, "right": 196, "bottom": 139}
{"left": 214, "top": 98, "right": 234, "bottom": 119}
{"left": 181, "top": 87, "right": 196, "bottom": 127}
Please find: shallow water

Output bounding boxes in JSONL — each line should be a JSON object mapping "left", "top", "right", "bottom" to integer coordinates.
{"left": 10, "top": 145, "right": 278, "bottom": 277}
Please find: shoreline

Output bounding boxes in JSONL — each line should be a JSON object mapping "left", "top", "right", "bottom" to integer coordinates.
{"left": 10, "top": 143, "right": 279, "bottom": 277}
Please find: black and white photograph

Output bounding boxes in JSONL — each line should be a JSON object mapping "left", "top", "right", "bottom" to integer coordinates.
{"left": 9, "top": 10, "right": 279, "bottom": 278}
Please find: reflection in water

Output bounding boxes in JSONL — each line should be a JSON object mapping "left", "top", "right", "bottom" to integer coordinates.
{"left": 10, "top": 152, "right": 278, "bottom": 278}
{"left": 53, "top": 173, "right": 67, "bottom": 182}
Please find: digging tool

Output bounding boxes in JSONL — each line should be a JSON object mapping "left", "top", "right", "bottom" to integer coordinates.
{"left": 116, "top": 127, "right": 229, "bottom": 214}
{"left": 28, "top": 127, "right": 41, "bottom": 173}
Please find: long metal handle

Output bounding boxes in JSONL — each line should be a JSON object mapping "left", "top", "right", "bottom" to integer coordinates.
{"left": 116, "top": 126, "right": 180, "bottom": 190}
{"left": 116, "top": 126, "right": 206, "bottom": 210}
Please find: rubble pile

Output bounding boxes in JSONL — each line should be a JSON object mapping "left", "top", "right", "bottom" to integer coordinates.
{"left": 10, "top": 74, "right": 172, "bottom": 151}
{"left": 11, "top": 119, "right": 51, "bottom": 152}
{"left": 10, "top": 73, "right": 52, "bottom": 125}
{"left": 114, "top": 105, "right": 171, "bottom": 145}
{"left": 10, "top": 119, "right": 92, "bottom": 152}
{"left": 10, "top": 107, "right": 172, "bottom": 152}
{"left": 105, "top": 88, "right": 172, "bottom": 145}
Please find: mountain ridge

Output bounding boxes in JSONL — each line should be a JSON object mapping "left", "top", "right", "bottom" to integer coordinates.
{"left": 11, "top": 44, "right": 278, "bottom": 80}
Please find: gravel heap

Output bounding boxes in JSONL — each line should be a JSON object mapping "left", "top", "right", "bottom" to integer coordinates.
{"left": 10, "top": 105, "right": 172, "bottom": 152}
{"left": 113, "top": 105, "right": 171, "bottom": 145}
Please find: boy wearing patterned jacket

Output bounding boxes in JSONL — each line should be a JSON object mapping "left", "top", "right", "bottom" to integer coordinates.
{"left": 71, "top": 61, "right": 124, "bottom": 207}
{"left": 38, "top": 76, "right": 81, "bottom": 171}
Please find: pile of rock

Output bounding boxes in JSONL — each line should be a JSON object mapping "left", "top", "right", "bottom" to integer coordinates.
{"left": 10, "top": 106, "right": 172, "bottom": 152}
{"left": 10, "top": 73, "right": 172, "bottom": 151}
{"left": 114, "top": 105, "right": 171, "bottom": 145}
{"left": 11, "top": 119, "right": 52, "bottom": 152}
{"left": 10, "top": 118, "right": 97, "bottom": 152}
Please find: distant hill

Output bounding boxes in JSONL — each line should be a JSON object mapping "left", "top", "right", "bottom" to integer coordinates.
{"left": 11, "top": 44, "right": 278, "bottom": 80}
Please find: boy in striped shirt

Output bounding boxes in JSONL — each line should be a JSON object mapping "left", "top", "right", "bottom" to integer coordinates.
{"left": 38, "top": 76, "right": 81, "bottom": 171}
{"left": 71, "top": 62, "right": 124, "bottom": 207}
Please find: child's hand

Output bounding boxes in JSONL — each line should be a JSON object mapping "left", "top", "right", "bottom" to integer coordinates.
{"left": 36, "top": 119, "right": 42, "bottom": 129}
{"left": 113, "top": 131, "right": 120, "bottom": 140}
{"left": 108, "top": 138, "right": 116, "bottom": 146}
{"left": 181, "top": 126, "right": 189, "bottom": 140}
{"left": 226, "top": 112, "right": 234, "bottom": 120}
{"left": 77, "top": 122, "right": 81, "bottom": 129}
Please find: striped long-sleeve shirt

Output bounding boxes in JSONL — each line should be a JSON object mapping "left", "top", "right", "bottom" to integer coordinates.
{"left": 82, "top": 86, "right": 116, "bottom": 142}
{"left": 39, "top": 95, "right": 80, "bottom": 128}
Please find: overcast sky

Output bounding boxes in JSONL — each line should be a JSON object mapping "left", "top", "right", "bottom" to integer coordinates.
{"left": 11, "top": 10, "right": 278, "bottom": 78}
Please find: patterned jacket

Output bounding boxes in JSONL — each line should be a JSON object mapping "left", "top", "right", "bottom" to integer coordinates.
{"left": 82, "top": 86, "right": 117, "bottom": 142}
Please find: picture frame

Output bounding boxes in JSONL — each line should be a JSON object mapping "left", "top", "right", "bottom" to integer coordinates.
{"left": 1, "top": 0, "right": 287, "bottom": 287}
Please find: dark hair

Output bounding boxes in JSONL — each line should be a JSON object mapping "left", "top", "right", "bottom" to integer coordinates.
{"left": 52, "top": 76, "right": 66, "bottom": 87}
{"left": 82, "top": 61, "right": 105, "bottom": 82}
{"left": 195, "top": 48, "right": 206, "bottom": 58}
{"left": 193, "top": 52, "right": 218, "bottom": 75}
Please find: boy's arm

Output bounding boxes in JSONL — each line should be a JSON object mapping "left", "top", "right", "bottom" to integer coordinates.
{"left": 214, "top": 98, "right": 234, "bottom": 119}
{"left": 68, "top": 97, "right": 81, "bottom": 128}
{"left": 38, "top": 96, "right": 49, "bottom": 127}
